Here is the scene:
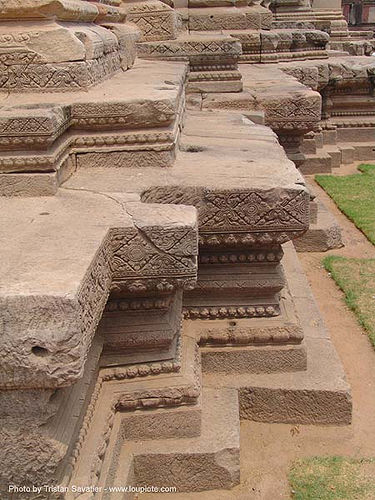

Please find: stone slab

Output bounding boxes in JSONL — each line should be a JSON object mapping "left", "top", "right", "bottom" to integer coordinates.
{"left": 0, "top": 59, "right": 187, "bottom": 193}
{"left": 65, "top": 111, "right": 310, "bottom": 247}
{"left": 279, "top": 56, "right": 375, "bottom": 91}
{"left": 201, "top": 64, "right": 322, "bottom": 134}
{"left": 67, "top": 118, "right": 302, "bottom": 195}
{"left": 201, "top": 343, "right": 307, "bottom": 374}
{"left": 119, "top": 395, "right": 202, "bottom": 441}
{"left": 299, "top": 151, "right": 333, "bottom": 174}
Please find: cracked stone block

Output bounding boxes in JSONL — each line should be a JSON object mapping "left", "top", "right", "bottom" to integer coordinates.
{"left": 0, "top": 191, "right": 198, "bottom": 389}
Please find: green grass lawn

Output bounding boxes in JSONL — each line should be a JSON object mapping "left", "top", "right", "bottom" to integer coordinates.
{"left": 323, "top": 255, "right": 375, "bottom": 348}
{"left": 315, "top": 163, "right": 375, "bottom": 348}
{"left": 289, "top": 456, "right": 375, "bottom": 500}
{"left": 315, "top": 164, "right": 375, "bottom": 245}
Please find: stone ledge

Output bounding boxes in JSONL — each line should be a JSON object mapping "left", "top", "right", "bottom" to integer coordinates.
{"left": 201, "top": 343, "right": 307, "bottom": 374}
{"left": 279, "top": 56, "right": 375, "bottom": 91}
{"left": 294, "top": 198, "right": 343, "bottom": 252}
{"left": 201, "top": 65, "right": 322, "bottom": 134}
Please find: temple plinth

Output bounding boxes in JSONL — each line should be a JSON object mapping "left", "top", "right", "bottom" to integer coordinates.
{"left": 0, "top": 0, "right": 366, "bottom": 496}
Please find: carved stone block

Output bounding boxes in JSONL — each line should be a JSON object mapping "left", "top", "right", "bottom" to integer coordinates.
{"left": 100, "top": 290, "right": 183, "bottom": 365}
{"left": 124, "top": 1, "right": 179, "bottom": 41}
{"left": 0, "top": 193, "right": 198, "bottom": 389}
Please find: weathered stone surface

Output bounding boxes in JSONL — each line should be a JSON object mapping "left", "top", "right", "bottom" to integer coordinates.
{"left": 0, "top": 60, "right": 187, "bottom": 193}
{"left": 100, "top": 290, "right": 184, "bottom": 365}
{"left": 273, "top": 0, "right": 375, "bottom": 57}
{"left": 294, "top": 198, "right": 343, "bottom": 252}
{"left": 0, "top": 1, "right": 100, "bottom": 22}
{"left": 186, "top": 282, "right": 304, "bottom": 345}
{"left": 0, "top": 191, "right": 198, "bottom": 389}
{"left": 0, "top": 0, "right": 138, "bottom": 96}
{"left": 136, "top": 32, "right": 243, "bottom": 93}
{"left": 66, "top": 111, "right": 310, "bottom": 247}
{"left": 201, "top": 344, "right": 307, "bottom": 373}
{"left": 119, "top": 396, "right": 202, "bottom": 440}
{"left": 188, "top": 5, "right": 272, "bottom": 31}
{"left": 112, "top": 388, "right": 240, "bottom": 493}
{"left": 123, "top": 0, "right": 179, "bottom": 41}
{"left": 67, "top": 334, "right": 201, "bottom": 492}
{"left": 0, "top": 24, "right": 86, "bottom": 63}
{"left": 227, "top": 28, "right": 329, "bottom": 64}
{"left": 279, "top": 56, "right": 375, "bottom": 170}
{"left": 204, "top": 242, "right": 352, "bottom": 425}
{"left": 137, "top": 32, "right": 242, "bottom": 59}
{"left": 0, "top": 335, "right": 103, "bottom": 493}
{"left": 202, "top": 65, "right": 322, "bottom": 134}
{"left": 0, "top": 0, "right": 360, "bottom": 494}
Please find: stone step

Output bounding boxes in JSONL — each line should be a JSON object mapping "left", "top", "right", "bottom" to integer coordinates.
{"left": 337, "top": 142, "right": 375, "bottom": 162}
{"left": 100, "top": 387, "right": 240, "bottom": 497}
{"left": 299, "top": 152, "right": 333, "bottom": 174}
{"left": 338, "top": 145, "right": 355, "bottom": 164}
{"left": 352, "top": 143, "right": 375, "bottom": 161}
{"left": 204, "top": 242, "right": 351, "bottom": 425}
{"left": 298, "top": 139, "right": 375, "bottom": 174}
{"left": 302, "top": 137, "right": 317, "bottom": 155}
{"left": 336, "top": 126, "right": 375, "bottom": 143}
{"left": 294, "top": 198, "right": 343, "bottom": 253}
{"left": 67, "top": 333, "right": 202, "bottom": 495}
{"left": 322, "top": 128, "right": 337, "bottom": 145}
{"left": 200, "top": 343, "right": 306, "bottom": 375}
{"left": 323, "top": 145, "right": 342, "bottom": 168}
{"left": 198, "top": 65, "right": 321, "bottom": 141}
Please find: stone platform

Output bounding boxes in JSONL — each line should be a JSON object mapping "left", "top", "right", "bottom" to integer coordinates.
{"left": 48, "top": 109, "right": 350, "bottom": 496}
{"left": 0, "top": 190, "right": 198, "bottom": 389}
{"left": 0, "top": 102, "right": 313, "bottom": 494}
{"left": 0, "top": 1, "right": 361, "bottom": 494}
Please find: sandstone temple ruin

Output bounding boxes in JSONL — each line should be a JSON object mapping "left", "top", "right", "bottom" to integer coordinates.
{"left": 0, "top": 0, "right": 374, "bottom": 497}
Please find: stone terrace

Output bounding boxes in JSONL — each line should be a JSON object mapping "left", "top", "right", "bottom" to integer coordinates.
{"left": 1, "top": 0, "right": 373, "bottom": 497}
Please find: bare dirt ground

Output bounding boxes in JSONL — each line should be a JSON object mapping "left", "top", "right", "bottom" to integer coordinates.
{"left": 141, "top": 161, "right": 375, "bottom": 500}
